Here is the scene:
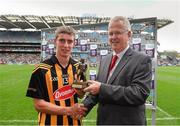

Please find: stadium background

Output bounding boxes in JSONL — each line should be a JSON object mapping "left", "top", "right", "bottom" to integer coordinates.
{"left": 0, "top": 15, "right": 180, "bottom": 125}
{"left": 0, "top": 15, "right": 174, "bottom": 65}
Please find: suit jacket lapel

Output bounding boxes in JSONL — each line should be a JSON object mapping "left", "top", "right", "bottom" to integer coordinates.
{"left": 107, "top": 48, "right": 133, "bottom": 84}
{"left": 100, "top": 54, "right": 112, "bottom": 83}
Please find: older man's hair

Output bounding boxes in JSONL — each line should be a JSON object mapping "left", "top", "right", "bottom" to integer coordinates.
{"left": 109, "top": 16, "right": 131, "bottom": 31}
{"left": 55, "top": 26, "right": 76, "bottom": 39}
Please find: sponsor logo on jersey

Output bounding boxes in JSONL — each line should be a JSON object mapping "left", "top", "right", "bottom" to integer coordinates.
{"left": 53, "top": 85, "right": 76, "bottom": 100}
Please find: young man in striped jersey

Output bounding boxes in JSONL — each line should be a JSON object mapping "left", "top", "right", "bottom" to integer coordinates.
{"left": 26, "top": 26, "right": 87, "bottom": 125}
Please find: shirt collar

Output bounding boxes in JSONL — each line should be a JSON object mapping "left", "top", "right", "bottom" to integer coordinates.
{"left": 113, "top": 45, "right": 129, "bottom": 59}
{"left": 51, "top": 54, "right": 72, "bottom": 67}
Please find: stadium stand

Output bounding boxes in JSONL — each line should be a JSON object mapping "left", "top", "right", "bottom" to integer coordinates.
{"left": 0, "top": 31, "right": 41, "bottom": 64}
{"left": 0, "top": 15, "right": 174, "bottom": 64}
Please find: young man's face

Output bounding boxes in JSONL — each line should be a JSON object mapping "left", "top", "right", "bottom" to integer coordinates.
{"left": 55, "top": 33, "right": 75, "bottom": 58}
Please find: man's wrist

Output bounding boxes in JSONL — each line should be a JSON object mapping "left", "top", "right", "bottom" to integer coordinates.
{"left": 62, "top": 107, "right": 73, "bottom": 116}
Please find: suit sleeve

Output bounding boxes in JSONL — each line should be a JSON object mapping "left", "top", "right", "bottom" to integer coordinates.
{"left": 82, "top": 94, "right": 98, "bottom": 115}
{"left": 98, "top": 56, "right": 152, "bottom": 106}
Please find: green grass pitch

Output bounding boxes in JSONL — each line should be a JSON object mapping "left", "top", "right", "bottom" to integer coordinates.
{"left": 0, "top": 65, "right": 180, "bottom": 125}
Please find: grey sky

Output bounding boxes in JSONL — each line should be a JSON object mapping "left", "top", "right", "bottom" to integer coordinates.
{"left": 0, "top": 0, "right": 179, "bottom": 52}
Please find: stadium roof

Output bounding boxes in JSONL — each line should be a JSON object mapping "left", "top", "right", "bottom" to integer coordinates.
{"left": 0, "top": 15, "right": 173, "bottom": 31}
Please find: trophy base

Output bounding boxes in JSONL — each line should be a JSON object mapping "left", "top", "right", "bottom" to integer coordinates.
{"left": 72, "top": 82, "right": 89, "bottom": 89}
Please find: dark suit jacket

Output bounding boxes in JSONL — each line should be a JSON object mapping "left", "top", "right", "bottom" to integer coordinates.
{"left": 83, "top": 48, "right": 152, "bottom": 125}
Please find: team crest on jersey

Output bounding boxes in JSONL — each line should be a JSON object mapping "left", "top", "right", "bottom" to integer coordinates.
{"left": 53, "top": 85, "right": 76, "bottom": 101}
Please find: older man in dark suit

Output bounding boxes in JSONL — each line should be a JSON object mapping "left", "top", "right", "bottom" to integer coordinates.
{"left": 82, "top": 16, "right": 152, "bottom": 125}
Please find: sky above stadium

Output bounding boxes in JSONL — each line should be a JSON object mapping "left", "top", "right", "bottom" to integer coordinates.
{"left": 0, "top": 0, "right": 179, "bottom": 52}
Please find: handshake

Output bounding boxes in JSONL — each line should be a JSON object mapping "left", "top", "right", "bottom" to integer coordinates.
{"left": 64, "top": 80, "right": 101, "bottom": 120}
{"left": 65, "top": 103, "right": 87, "bottom": 119}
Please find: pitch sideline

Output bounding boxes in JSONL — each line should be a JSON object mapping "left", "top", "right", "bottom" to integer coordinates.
{"left": 0, "top": 106, "right": 177, "bottom": 123}
{"left": 1, "top": 117, "right": 180, "bottom": 123}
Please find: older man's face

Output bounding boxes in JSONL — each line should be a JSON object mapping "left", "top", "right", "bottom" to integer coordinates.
{"left": 108, "top": 21, "right": 131, "bottom": 53}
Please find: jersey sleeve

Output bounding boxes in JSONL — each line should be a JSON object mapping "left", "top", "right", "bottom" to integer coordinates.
{"left": 26, "top": 68, "right": 46, "bottom": 99}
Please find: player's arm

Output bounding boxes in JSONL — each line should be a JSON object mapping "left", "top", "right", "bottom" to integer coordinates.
{"left": 34, "top": 98, "right": 70, "bottom": 115}
{"left": 33, "top": 98, "right": 87, "bottom": 116}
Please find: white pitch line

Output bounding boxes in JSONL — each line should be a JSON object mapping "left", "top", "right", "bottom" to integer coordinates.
{"left": 0, "top": 120, "right": 37, "bottom": 123}
{"left": 82, "top": 120, "right": 95, "bottom": 122}
{"left": 156, "top": 106, "right": 173, "bottom": 117}
{"left": 0, "top": 120, "right": 96, "bottom": 122}
{"left": 153, "top": 117, "right": 180, "bottom": 120}
{"left": 0, "top": 106, "right": 176, "bottom": 123}
{"left": 1, "top": 117, "right": 180, "bottom": 123}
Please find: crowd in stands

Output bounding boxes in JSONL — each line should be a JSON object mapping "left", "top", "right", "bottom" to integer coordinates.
{"left": 0, "top": 31, "right": 41, "bottom": 43}
{"left": 0, "top": 31, "right": 41, "bottom": 64}
{"left": 0, "top": 53, "right": 40, "bottom": 64}
{"left": 0, "top": 47, "right": 41, "bottom": 52}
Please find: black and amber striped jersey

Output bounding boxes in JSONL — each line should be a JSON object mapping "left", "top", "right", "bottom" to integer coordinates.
{"left": 26, "top": 55, "right": 81, "bottom": 125}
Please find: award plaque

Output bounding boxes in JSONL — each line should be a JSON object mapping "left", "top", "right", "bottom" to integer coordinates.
{"left": 72, "top": 82, "right": 89, "bottom": 89}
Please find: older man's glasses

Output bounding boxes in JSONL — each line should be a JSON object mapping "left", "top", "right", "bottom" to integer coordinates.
{"left": 108, "top": 30, "right": 128, "bottom": 36}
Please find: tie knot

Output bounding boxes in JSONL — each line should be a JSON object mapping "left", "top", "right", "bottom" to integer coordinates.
{"left": 112, "top": 55, "right": 118, "bottom": 62}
